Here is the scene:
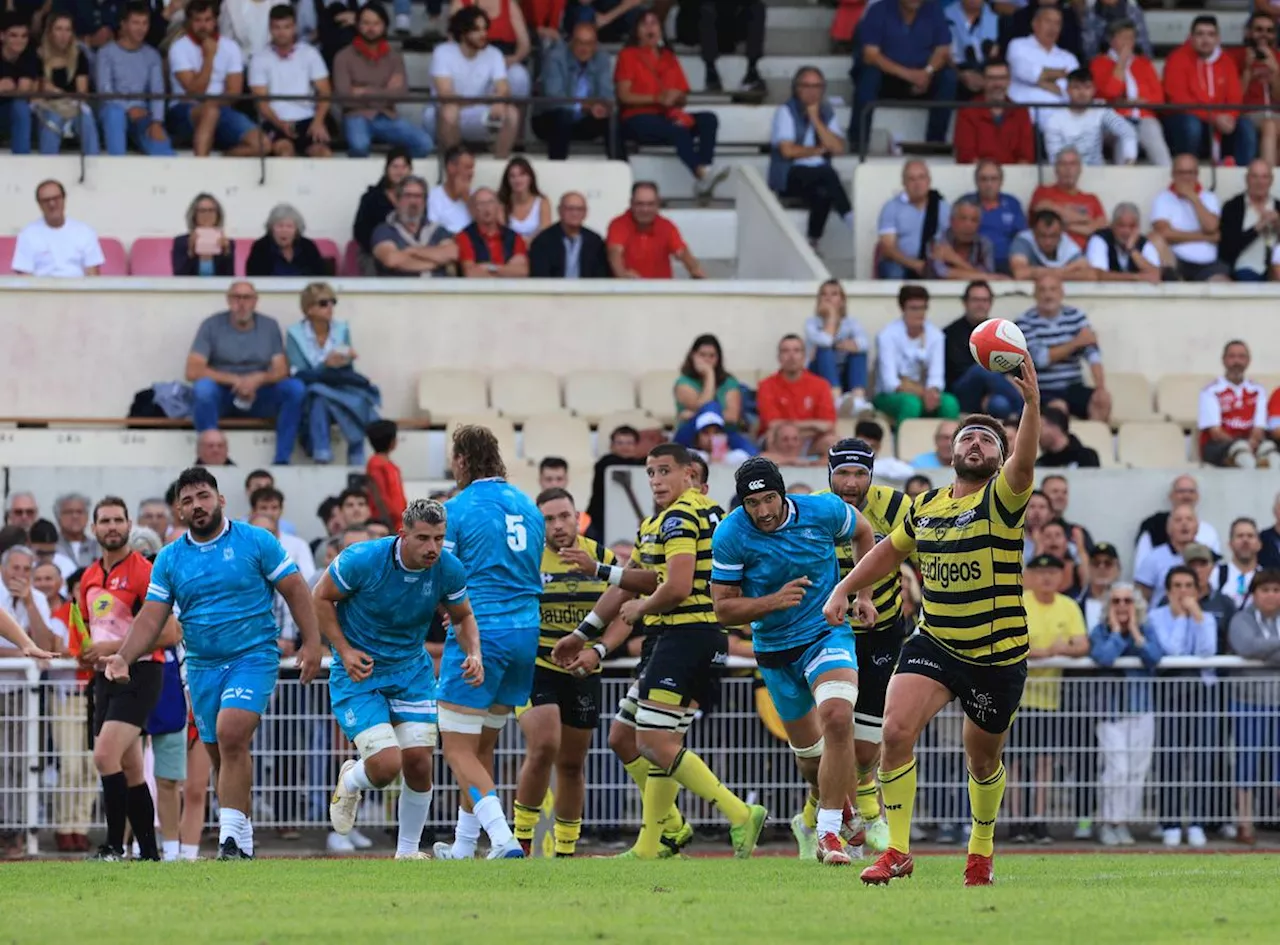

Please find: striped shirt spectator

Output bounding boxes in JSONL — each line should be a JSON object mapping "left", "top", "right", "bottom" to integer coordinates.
{"left": 1041, "top": 68, "right": 1137, "bottom": 165}
{"left": 1016, "top": 274, "right": 1111, "bottom": 421}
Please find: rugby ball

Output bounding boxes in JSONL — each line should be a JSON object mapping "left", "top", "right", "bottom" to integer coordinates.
{"left": 969, "top": 318, "right": 1028, "bottom": 374}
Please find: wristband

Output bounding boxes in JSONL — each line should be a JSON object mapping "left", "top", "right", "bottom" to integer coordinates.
{"left": 591, "top": 642, "right": 609, "bottom": 661}
{"left": 574, "top": 612, "right": 606, "bottom": 641}
{"left": 596, "top": 562, "right": 624, "bottom": 586}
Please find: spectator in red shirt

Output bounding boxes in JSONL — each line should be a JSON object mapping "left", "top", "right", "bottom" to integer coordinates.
{"left": 455, "top": 187, "right": 529, "bottom": 277}
{"left": 1226, "top": 13, "right": 1280, "bottom": 167}
{"left": 606, "top": 181, "right": 705, "bottom": 279}
{"left": 755, "top": 333, "right": 838, "bottom": 455}
{"left": 1163, "top": 15, "right": 1256, "bottom": 166}
{"left": 1201, "top": 340, "right": 1276, "bottom": 468}
{"left": 1090, "top": 18, "right": 1171, "bottom": 166}
{"left": 1030, "top": 146, "right": 1106, "bottom": 249}
{"left": 954, "top": 58, "right": 1036, "bottom": 164}
{"left": 614, "top": 10, "right": 727, "bottom": 198}
{"left": 365, "top": 419, "right": 407, "bottom": 525}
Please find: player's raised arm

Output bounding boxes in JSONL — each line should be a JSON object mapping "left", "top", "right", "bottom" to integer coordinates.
{"left": 313, "top": 569, "right": 374, "bottom": 682}
{"left": 1004, "top": 358, "right": 1042, "bottom": 495}
{"left": 444, "top": 599, "right": 484, "bottom": 687}
{"left": 105, "top": 599, "right": 174, "bottom": 681}
{"left": 277, "top": 572, "right": 323, "bottom": 683}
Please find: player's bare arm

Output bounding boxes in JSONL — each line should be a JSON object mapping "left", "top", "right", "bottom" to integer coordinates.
{"left": 445, "top": 599, "right": 485, "bottom": 687}
{"left": 620, "top": 553, "right": 693, "bottom": 625}
{"left": 561, "top": 548, "right": 659, "bottom": 594}
{"left": 553, "top": 575, "right": 643, "bottom": 664}
{"left": 1004, "top": 358, "right": 1042, "bottom": 495}
{"left": 561, "top": 615, "right": 632, "bottom": 674}
{"left": 104, "top": 599, "right": 174, "bottom": 681}
{"left": 824, "top": 539, "right": 909, "bottom": 627}
{"left": 712, "top": 579, "right": 810, "bottom": 626}
{"left": 313, "top": 571, "right": 374, "bottom": 682}
{"left": 0, "top": 607, "right": 55, "bottom": 660}
{"left": 278, "top": 571, "right": 323, "bottom": 684}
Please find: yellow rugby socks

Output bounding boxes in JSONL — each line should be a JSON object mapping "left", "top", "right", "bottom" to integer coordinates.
{"left": 878, "top": 758, "right": 918, "bottom": 854}
{"left": 856, "top": 765, "right": 882, "bottom": 822}
{"left": 635, "top": 765, "right": 681, "bottom": 857}
{"left": 513, "top": 802, "right": 541, "bottom": 844}
{"left": 802, "top": 790, "right": 819, "bottom": 830}
{"left": 553, "top": 817, "right": 581, "bottom": 857}
{"left": 968, "top": 764, "right": 1006, "bottom": 858}
{"left": 669, "top": 749, "right": 749, "bottom": 827}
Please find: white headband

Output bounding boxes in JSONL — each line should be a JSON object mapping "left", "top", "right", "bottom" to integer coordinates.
{"left": 953, "top": 424, "right": 1005, "bottom": 459}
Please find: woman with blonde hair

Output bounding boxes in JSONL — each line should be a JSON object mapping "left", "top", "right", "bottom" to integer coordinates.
{"left": 172, "top": 194, "right": 236, "bottom": 277}
{"left": 286, "top": 283, "right": 377, "bottom": 464}
{"left": 246, "top": 203, "right": 328, "bottom": 277}
{"left": 804, "top": 279, "right": 870, "bottom": 414}
{"left": 1088, "top": 582, "right": 1163, "bottom": 847}
{"left": 35, "top": 12, "right": 99, "bottom": 154}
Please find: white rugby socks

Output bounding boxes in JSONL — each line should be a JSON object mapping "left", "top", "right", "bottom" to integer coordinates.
{"left": 474, "top": 793, "right": 514, "bottom": 846}
{"left": 397, "top": 786, "right": 433, "bottom": 856}
{"left": 817, "top": 807, "right": 843, "bottom": 837}
{"left": 450, "top": 808, "right": 481, "bottom": 859}
{"left": 343, "top": 760, "right": 375, "bottom": 793}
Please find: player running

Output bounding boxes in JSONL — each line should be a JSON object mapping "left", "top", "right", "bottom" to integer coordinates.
{"left": 711, "top": 459, "right": 877, "bottom": 865}
{"left": 511, "top": 488, "right": 616, "bottom": 857}
{"left": 318, "top": 499, "right": 481, "bottom": 860}
{"left": 434, "top": 426, "right": 546, "bottom": 861}
{"left": 799, "top": 437, "right": 912, "bottom": 857}
{"left": 105, "top": 467, "right": 323, "bottom": 860}
{"left": 556, "top": 444, "right": 766, "bottom": 859}
{"left": 825, "top": 360, "right": 1042, "bottom": 887}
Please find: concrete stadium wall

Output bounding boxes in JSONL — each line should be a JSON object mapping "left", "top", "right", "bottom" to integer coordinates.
{"left": 733, "top": 166, "right": 830, "bottom": 281}
{"left": 851, "top": 161, "right": 1252, "bottom": 278}
{"left": 1, "top": 280, "right": 1278, "bottom": 419}
{"left": 602, "top": 465, "right": 1280, "bottom": 577}
{"left": 0, "top": 156, "right": 633, "bottom": 244}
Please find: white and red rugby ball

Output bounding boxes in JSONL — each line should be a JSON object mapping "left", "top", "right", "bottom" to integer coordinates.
{"left": 969, "top": 318, "right": 1028, "bottom": 374}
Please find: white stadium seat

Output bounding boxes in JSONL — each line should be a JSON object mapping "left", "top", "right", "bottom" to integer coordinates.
{"left": 564, "top": 372, "right": 637, "bottom": 424}
{"left": 489, "top": 369, "right": 562, "bottom": 423}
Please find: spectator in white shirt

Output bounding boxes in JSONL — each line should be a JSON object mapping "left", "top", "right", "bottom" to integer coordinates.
{"left": 0, "top": 546, "right": 55, "bottom": 652}
{"left": 12, "top": 179, "right": 104, "bottom": 277}
{"left": 248, "top": 5, "right": 333, "bottom": 158}
{"left": 1007, "top": 5, "right": 1079, "bottom": 122}
{"left": 1134, "top": 475, "right": 1221, "bottom": 572}
{"left": 1086, "top": 202, "right": 1164, "bottom": 283}
{"left": 428, "top": 144, "right": 476, "bottom": 232}
{"left": 1197, "top": 339, "right": 1276, "bottom": 468}
{"left": 1135, "top": 504, "right": 1201, "bottom": 606}
{"left": 1212, "top": 517, "right": 1261, "bottom": 607}
{"left": 1042, "top": 68, "right": 1137, "bottom": 165}
{"left": 1151, "top": 153, "right": 1230, "bottom": 282}
{"left": 249, "top": 487, "right": 317, "bottom": 582}
{"left": 872, "top": 284, "right": 960, "bottom": 426}
{"left": 167, "top": 0, "right": 269, "bottom": 157}
{"left": 426, "top": 7, "right": 520, "bottom": 160}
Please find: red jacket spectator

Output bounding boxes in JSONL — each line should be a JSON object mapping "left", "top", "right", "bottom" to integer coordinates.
{"left": 954, "top": 107, "right": 1036, "bottom": 164}
{"left": 756, "top": 369, "right": 836, "bottom": 436}
{"left": 1164, "top": 41, "right": 1243, "bottom": 123}
{"left": 1090, "top": 52, "right": 1164, "bottom": 120}
{"left": 614, "top": 44, "right": 689, "bottom": 120}
{"left": 1225, "top": 45, "right": 1279, "bottom": 107}
{"left": 366, "top": 453, "right": 406, "bottom": 526}
{"left": 519, "top": 0, "right": 565, "bottom": 34}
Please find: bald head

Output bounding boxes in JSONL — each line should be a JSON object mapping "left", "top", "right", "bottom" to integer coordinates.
{"left": 196, "top": 429, "right": 229, "bottom": 466}
{"left": 558, "top": 190, "right": 588, "bottom": 234}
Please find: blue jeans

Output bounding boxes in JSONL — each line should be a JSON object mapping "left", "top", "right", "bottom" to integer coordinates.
{"left": 306, "top": 398, "right": 366, "bottom": 465}
{"left": 622, "top": 112, "right": 718, "bottom": 175}
{"left": 951, "top": 363, "right": 1023, "bottom": 418}
{"left": 343, "top": 114, "right": 433, "bottom": 158}
{"left": 810, "top": 348, "right": 868, "bottom": 393}
{"left": 192, "top": 377, "right": 306, "bottom": 465}
{"left": 36, "top": 107, "right": 100, "bottom": 155}
{"left": 0, "top": 99, "right": 32, "bottom": 154}
{"left": 1162, "top": 113, "right": 1257, "bottom": 166}
{"left": 99, "top": 104, "right": 175, "bottom": 156}
{"left": 849, "top": 64, "right": 958, "bottom": 148}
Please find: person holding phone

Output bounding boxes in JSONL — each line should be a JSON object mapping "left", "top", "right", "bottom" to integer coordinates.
{"left": 172, "top": 193, "right": 234, "bottom": 277}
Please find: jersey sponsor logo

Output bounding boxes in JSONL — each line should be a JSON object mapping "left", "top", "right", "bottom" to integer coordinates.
{"left": 543, "top": 605, "right": 592, "bottom": 625}
{"left": 906, "top": 657, "right": 941, "bottom": 671}
{"left": 915, "top": 517, "right": 931, "bottom": 531}
{"left": 403, "top": 575, "right": 419, "bottom": 583}
{"left": 711, "top": 651, "right": 728, "bottom": 665}
{"left": 800, "top": 528, "right": 824, "bottom": 541}
{"left": 955, "top": 509, "right": 977, "bottom": 529}
{"left": 919, "top": 558, "right": 983, "bottom": 587}
{"left": 344, "top": 708, "right": 357, "bottom": 727}
{"left": 221, "top": 685, "right": 254, "bottom": 701}
{"left": 966, "top": 689, "right": 994, "bottom": 723}
{"left": 872, "top": 653, "right": 895, "bottom": 666}
{"left": 660, "top": 516, "right": 684, "bottom": 538}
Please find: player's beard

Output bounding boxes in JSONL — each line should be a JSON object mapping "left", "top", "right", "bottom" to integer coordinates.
{"left": 954, "top": 451, "right": 1000, "bottom": 483}
{"left": 98, "top": 533, "right": 129, "bottom": 553}
{"left": 187, "top": 505, "right": 224, "bottom": 541}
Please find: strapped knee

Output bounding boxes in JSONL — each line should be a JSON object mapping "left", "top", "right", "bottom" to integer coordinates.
{"left": 854, "top": 713, "right": 884, "bottom": 744}
{"left": 353, "top": 723, "right": 399, "bottom": 760}
{"left": 675, "top": 708, "right": 695, "bottom": 736}
{"left": 614, "top": 685, "right": 641, "bottom": 728}
{"left": 438, "top": 707, "right": 485, "bottom": 735}
{"left": 482, "top": 710, "right": 509, "bottom": 730}
{"left": 395, "top": 722, "right": 437, "bottom": 750}
{"left": 815, "top": 680, "right": 859, "bottom": 708}
{"left": 634, "top": 703, "right": 685, "bottom": 733}
{"left": 790, "top": 737, "right": 826, "bottom": 759}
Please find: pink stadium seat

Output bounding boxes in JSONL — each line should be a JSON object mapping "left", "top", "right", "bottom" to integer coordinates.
{"left": 340, "top": 239, "right": 362, "bottom": 277}
{"left": 0, "top": 236, "right": 14, "bottom": 275}
{"left": 314, "top": 237, "right": 339, "bottom": 275}
{"left": 129, "top": 237, "right": 174, "bottom": 276}
{"left": 234, "top": 238, "right": 252, "bottom": 276}
{"left": 99, "top": 238, "right": 128, "bottom": 276}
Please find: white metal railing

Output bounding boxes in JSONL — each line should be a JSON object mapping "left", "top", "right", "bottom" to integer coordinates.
{"left": 1, "top": 657, "right": 1277, "bottom": 855}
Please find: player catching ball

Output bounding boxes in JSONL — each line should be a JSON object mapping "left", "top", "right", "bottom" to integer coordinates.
{"left": 825, "top": 358, "right": 1041, "bottom": 887}
{"left": 712, "top": 459, "right": 878, "bottom": 865}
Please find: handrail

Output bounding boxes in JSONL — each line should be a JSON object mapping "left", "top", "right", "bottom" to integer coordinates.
{"left": 0, "top": 654, "right": 1267, "bottom": 672}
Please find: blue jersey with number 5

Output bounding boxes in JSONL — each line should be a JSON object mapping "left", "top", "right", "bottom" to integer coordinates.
{"left": 444, "top": 478, "right": 545, "bottom": 631}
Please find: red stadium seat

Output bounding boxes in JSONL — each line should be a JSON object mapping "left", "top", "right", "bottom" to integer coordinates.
{"left": 340, "top": 240, "right": 362, "bottom": 277}
{"left": 99, "top": 238, "right": 129, "bottom": 276}
{"left": 234, "top": 238, "right": 252, "bottom": 276}
{"left": 129, "top": 237, "right": 174, "bottom": 276}
{"left": 0, "top": 236, "right": 14, "bottom": 275}
{"left": 314, "top": 237, "right": 340, "bottom": 276}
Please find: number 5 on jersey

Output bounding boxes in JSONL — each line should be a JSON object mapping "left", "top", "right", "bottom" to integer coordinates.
{"left": 506, "top": 515, "right": 527, "bottom": 552}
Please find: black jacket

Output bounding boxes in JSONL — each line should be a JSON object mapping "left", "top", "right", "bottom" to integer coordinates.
{"left": 171, "top": 234, "right": 235, "bottom": 277}
{"left": 942, "top": 313, "right": 980, "bottom": 390}
{"left": 529, "top": 223, "right": 611, "bottom": 279}
{"left": 1217, "top": 193, "right": 1280, "bottom": 271}
{"left": 245, "top": 235, "right": 328, "bottom": 278}
{"left": 1260, "top": 526, "right": 1280, "bottom": 570}
{"left": 1036, "top": 435, "right": 1100, "bottom": 468}
{"left": 353, "top": 185, "right": 395, "bottom": 254}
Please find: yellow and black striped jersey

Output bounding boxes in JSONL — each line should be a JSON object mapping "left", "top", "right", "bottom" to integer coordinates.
{"left": 630, "top": 487, "right": 723, "bottom": 633}
{"left": 822, "top": 485, "right": 911, "bottom": 634}
{"left": 889, "top": 468, "right": 1033, "bottom": 667}
{"left": 537, "top": 537, "right": 617, "bottom": 674}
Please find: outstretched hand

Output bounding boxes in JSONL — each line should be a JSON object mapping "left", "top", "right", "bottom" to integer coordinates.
{"left": 1009, "top": 357, "right": 1040, "bottom": 410}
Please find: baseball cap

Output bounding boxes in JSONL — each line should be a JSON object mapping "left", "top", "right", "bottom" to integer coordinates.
{"left": 1028, "top": 553, "right": 1065, "bottom": 570}
{"left": 695, "top": 412, "right": 725, "bottom": 432}
{"left": 1090, "top": 542, "right": 1119, "bottom": 563}
{"left": 1182, "top": 543, "right": 1213, "bottom": 564}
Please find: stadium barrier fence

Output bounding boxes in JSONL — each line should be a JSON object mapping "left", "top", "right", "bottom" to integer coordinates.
{"left": 1, "top": 656, "right": 1276, "bottom": 855}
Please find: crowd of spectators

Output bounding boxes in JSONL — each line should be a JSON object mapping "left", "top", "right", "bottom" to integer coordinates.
{"left": 874, "top": 152, "right": 1280, "bottom": 283}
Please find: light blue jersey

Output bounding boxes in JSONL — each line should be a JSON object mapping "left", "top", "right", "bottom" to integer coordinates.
{"left": 710, "top": 492, "right": 855, "bottom": 653}
{"left": 147, "top": 520, "right": 298, "bottom": 666}
{"left": 443, "top": 478, "right": 545, "bottom": 632}
{"left": 329, "top": 536, "right": 469, "bottom": 668}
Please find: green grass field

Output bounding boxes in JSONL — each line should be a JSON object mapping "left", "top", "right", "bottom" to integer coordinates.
{"left": 2, "top": 854, "right": 1275, "bottom": 944}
